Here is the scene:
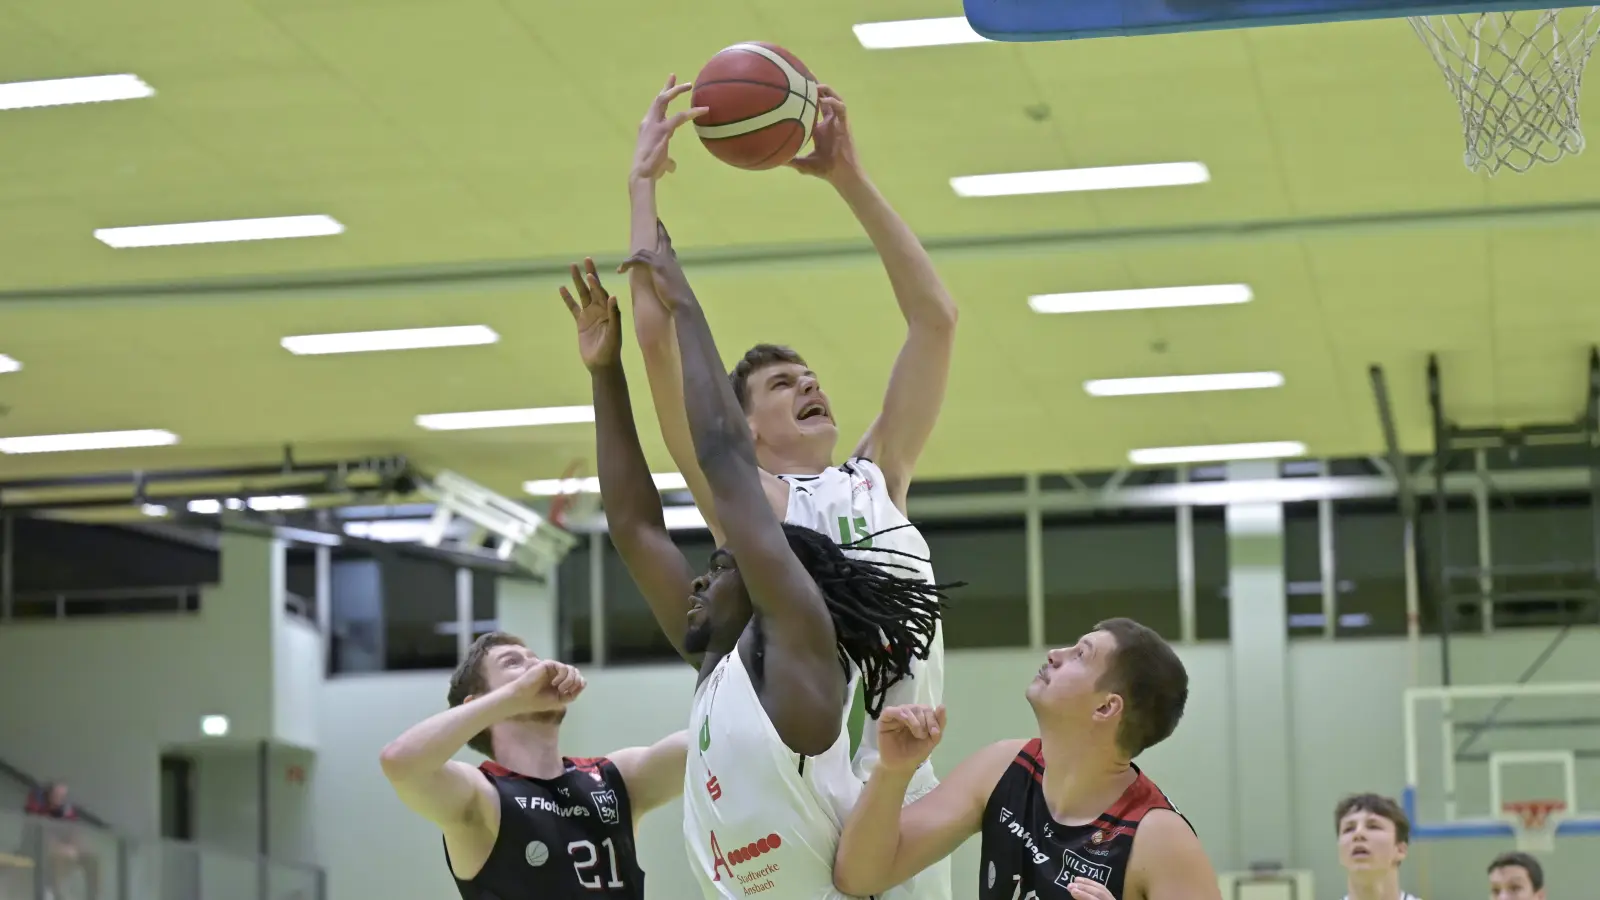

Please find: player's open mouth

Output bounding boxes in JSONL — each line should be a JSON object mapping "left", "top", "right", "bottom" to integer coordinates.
{"left": 797, "top": 402, "right": 830, "bottom": 422}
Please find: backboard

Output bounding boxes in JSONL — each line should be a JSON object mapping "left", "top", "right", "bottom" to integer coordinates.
{"left": 964, "top": 0, "right": 1561, "bottom": 41}
{"left": 1402, "top": 682, "right": 1600, "bottom": 850}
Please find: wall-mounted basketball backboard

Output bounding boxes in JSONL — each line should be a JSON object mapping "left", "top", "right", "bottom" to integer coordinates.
{"left": 963, "top": 0, "right": 1600, "bottom": 174}
{"left": 963, "top": 0, "right": 1559, "bottom": 41}
{"left": 1403, "top": 682, "right": 1600, "bottom": 853}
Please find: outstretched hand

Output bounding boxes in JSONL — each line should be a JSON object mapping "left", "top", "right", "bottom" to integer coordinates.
{"left": 617, "top": 220, "right": 695, "bottom": 312}
{"left": 788, "top": 85, "right": 860, "bottom": 183}
{"left": 632, "top": 75, "right": 710, "bottom": 182}
{"left": 559, "top": 258, "right": 621, "bottom": 372}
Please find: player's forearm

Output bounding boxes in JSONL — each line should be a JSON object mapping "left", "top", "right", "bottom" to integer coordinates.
{"left": 834, "top": 765, "right": 919, "bottom": 896}
{"left": 670, "top": 297, "right": 759, "bottom": 475}
{"left": 833, "top": 174, "right": 957, "bottom": 331}
{"left": 379, "top": 691, "right": 516, "bottom": 780}
{"left": 591, "top": 362, "right": 671, "bottom": 538}
{"left": 628, "top": 177, "right": 674, "bottom": 351}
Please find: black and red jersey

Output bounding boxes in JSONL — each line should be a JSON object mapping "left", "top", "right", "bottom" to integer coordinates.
{"left": 447, "top": 757, "right": 644, "bottom": 900}
{"left": 978, "top": 739, "right": 1191, "bottom": 899}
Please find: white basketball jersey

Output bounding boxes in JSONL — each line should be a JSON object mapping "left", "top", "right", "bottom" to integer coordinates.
{"left": 779, "top": 458, "right": 951, "bottom": 900}
{"left": 684, "top": 648, "right": 863, "bottom": 899}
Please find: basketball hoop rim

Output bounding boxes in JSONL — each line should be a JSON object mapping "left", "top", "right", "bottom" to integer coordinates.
{"left": 1503, "top": 799, "right": 1567, "bottom": 829}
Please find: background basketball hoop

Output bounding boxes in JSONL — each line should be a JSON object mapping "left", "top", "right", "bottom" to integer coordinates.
{"left": 1503, "top": 800, "right": 1565, "bottom": 853}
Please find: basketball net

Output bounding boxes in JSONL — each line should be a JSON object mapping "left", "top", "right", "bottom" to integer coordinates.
{"left": 1503, "top": 799, "right": 1565, "bottom": 853}
{"left": 1410, "top": 8, "right": 1600, "bottom": 174}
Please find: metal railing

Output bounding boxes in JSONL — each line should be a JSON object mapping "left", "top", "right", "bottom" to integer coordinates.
{"left": 0, "top": 811, "right": 323, "bottom": 900}
{"left": 3, "top": 586, "right": 201, "bottom": 621}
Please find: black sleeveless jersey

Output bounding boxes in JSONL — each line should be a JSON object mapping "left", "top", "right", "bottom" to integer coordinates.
{"left": 447, "top": 758, "right": 645, "bottom": 900}
{"left": 978, "top": 739, "right": 1190, "bottom": 900}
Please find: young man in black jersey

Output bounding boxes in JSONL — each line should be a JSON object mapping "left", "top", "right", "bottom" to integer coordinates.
{"left": 833, "top": 618, "right": 1221, "bottom": 900}
{"left": 379, "top": 633, "right": 686, "bottom": 900}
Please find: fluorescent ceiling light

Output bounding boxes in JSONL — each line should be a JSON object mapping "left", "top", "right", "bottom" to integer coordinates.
{"left": 1029, "top": 284, "right": 1252, "bottom": 314}
{"left": 282, "top": 325, "right": 498, "bottom": 356}
{"left": 1086, "top": 372, "right": 1284, "bottom": 396}
{"left": 416, "top": 406, "right": 595, "bottom": 431}
{"left": 853, "top": 17, "right": 987, "bottom": 49}
{"left": 0, "top": 74, "right": 154, "bottom": 111}
{"left": 95, "top": 214, "right": 344, "bottom": 249}
{"left": 524, "top": 472, "right": 686, "bottom": 496}
{"left": 0, "top": 354, "right": 19, "bottom": 374}
{"left": 247, "top": 495, "right": 307, "bottom": 512}
{"left": 141, "top": 504, "right": 169, "bottom": 517}
{"left": 200, "top": 715, "right": 230, "bottom": 738}
{"left": 0, "top": 429, "right": 178, "bottom": 455}
{"left": 1129, "top": 441, "right": 1306, "bottom": 465}
{"left": 344, "top": 519, "right": 435, "bottom": 542}
{"left": 951, "top": 162, "right": 1209, "bottom": 198}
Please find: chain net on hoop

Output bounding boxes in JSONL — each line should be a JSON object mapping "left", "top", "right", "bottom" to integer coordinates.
{"left": 1410, "top": 8, "right": 1600, "bottom": 174}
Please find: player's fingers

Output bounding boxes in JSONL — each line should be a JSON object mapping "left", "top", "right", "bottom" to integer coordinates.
{"left": 665, "top": 107, "right": 710, "bottom": 132}
{"left": 935, "top": 705, "right": 948, "bottom": 732}
{"left": 663, "top": 81, "right": 695, "bottom": 102}
{"left": 569, "top": 263, "right": 589, "bottom": 306}
{"left": 616, "top": 251, "right": 653, "bottom": 274}
{"left": 605, "top": 294, "right": 620, "bottom": 324}
{"left": 900, "top": 709, "right": 928, "bottom": 740}
{"left": 584, "top": 272, "right": 607, "bottom": 304}
{"left": 559, "top": 286, "right": 580, "bottom": 318}
{"left": 647, "top": 74, "right": 678, "bottom": 117}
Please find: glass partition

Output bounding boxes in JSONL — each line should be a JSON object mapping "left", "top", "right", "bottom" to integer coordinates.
{"left": 0, "top": 810, "right": 323, "bottom": 900}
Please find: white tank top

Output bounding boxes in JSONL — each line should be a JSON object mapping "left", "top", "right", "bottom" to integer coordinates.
{"left": 684, "top": 647, "right": 863, "bottom": 899}
{"left": 778, "top": 458, "right": 951, "bottom": 900}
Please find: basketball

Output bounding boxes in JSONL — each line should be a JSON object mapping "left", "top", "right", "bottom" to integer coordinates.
{"left": 691, "top": 43, "right": 820, "bottom": 171}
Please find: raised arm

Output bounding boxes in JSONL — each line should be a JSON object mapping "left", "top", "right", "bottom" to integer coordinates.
{"left": 626, "top": 76, "right": 729, "bottom": 543}
{"left": 833, "top": 707, "right": 1019, "bottom": 897}
{"left": 621, "top": 223, "right": 845, "bottom": 756}
{"left": 379, "top": 660, "right": 583, "bottom": 873}
{"left": 790, "top": 87, "right": 958, "bottom": 512}
{"left": 561, "top": 260, "right": 699, "bottom": 666}
{"left": 608, "top": 730, "right": 689, "bottom": 824}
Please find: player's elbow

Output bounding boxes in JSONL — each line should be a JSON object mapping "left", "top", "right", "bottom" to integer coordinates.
{"left": 378, "top": 741, "right": 424, "bottom": 784}
{"left": 832, "top": 860, "right": 891, "bottom": 898}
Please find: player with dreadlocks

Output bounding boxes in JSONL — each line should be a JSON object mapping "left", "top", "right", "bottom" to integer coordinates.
{"left": 559, "top": 219, "right": 950, "bottom": 899}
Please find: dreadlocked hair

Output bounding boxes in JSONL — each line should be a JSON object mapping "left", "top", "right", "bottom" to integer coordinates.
{"left": 779, "top": 522, "right": 962, "bottom": 718}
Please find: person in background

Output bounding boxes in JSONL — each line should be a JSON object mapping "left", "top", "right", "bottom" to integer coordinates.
{"left": 24, "top": 782, "right": 99, "bottom": 900}
{"left": 1334, "top": 793, "right": 1421, "bottom": 900}
{"left": 1487, "top": 850, "right": 1546, "bottom": 900}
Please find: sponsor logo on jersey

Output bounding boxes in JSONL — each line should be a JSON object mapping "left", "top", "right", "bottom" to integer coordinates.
{"left": 707, "top": 830, "right": 783, "bottom": 895}
{"left": 995, "top": 807, "right": 1050, "bottom": 865}
{"left": 590, "top": 789, "right": 620, "bottom": 825}
{"left": 699, "top": 716, "right": 712, "bottom": 753}
{"left": 556, "top": 787, "right": 571, "bottom": 798}
{"left": 705, "top": 774, "right": 722, "bottom": 802}
{"left": 852, "top": 476, "right": 873, "bottom": 498}
{"left": 515, "top": 796, "right": 591, "bottom": 818}
{"left": 524, "top": 840, "right": 549, "bottom": 867}
{"left": 1054, "top": 850, "right": 1111, "bottom": 887}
